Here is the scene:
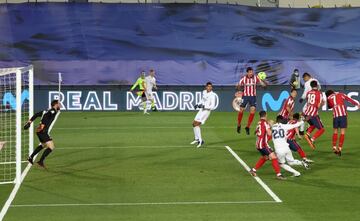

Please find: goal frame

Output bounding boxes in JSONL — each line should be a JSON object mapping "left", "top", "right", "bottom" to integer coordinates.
{"left": 0, "top": 65, "right": 33, "bottom": 185}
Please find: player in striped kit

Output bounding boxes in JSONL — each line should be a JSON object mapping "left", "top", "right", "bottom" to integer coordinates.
{"left": 299, "top": 73, "right": 321, "bottom": 135}
{"left": 236, "top": 67, "right": 266, "bottom": 135}
{"left": 325, "top": 90, "right": 360, "bottom": 156}
{"left": 303, "top": 81, "right": 325, "bottom": 149}
{"left": 249, "top": 111, "right": 285, "bottom": 180}
{"left": 278, "top": 89, "right": 297, "bottom": 122}
{"left": 287, "top": 113, "right": 313, "bottom": 163}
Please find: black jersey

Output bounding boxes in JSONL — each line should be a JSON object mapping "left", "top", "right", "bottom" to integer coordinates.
{"left": 30, "top": 108, "right": 58, "bottom": 133}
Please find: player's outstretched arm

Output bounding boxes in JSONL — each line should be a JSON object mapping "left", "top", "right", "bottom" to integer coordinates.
{"left": 24, "top": 111, "right": 43, "bottom": 130}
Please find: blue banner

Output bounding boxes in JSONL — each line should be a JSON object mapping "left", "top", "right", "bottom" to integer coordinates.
{"left": 30, "top": 85, "right": 360, "bottom": 112}
{"left": 1, "top": 4, "right": 360, "bottom": 85}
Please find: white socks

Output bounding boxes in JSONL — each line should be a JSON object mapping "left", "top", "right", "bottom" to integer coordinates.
{"left": 280, "top": 164, "right": 300, "bottom": 176}
{"left": 193, "top": 127, "right": 198, "bottom": 140}
{"left": 194, "top": 126, "right": 202, "bottom": 142}
{"left": 287, "top": 159, "right": 303, "bottom": 166}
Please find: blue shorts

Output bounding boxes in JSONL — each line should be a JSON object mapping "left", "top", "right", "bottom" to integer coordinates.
{"left": 241, "top": 96, "right": 257, "bottom": 108}
{"left": 333, "top": 116, "right": 347, "bottom": 129}
{"left": 257, "top": 147, "right": 273, "bottom": 156}
{"left": 307, "top": 115, "right": 324, "bottom": 129}
{"left": 287, "top": 139, "right": 301, "bottom": 152}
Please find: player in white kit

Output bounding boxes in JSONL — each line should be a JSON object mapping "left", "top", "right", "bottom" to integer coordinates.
{"left": 271, "top": 115, "right": 310, "bottom": 177}
{"left": 191, "top": 82, "right": 217, "bottom": 148}
{"left": 144, "top": 69, "right": 157, "bottom": 114}
{"left": 299, "top": 72, "right": 321, "bottom": 134}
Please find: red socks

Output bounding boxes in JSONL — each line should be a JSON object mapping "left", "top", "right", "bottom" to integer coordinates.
{"left": 271, "top": 159, "right": 281, "bottom": 174}
{"left": 332, "top": 133, "right": 338, "bottom": 147}
{"left": 339, "top": 134, "right": 345, "bottom": 150}
{"left": 254, "top": 157, "right": 267, "bottom": 170}
{"left": 247, "top": 113, "right": 255, "bottom": 128}
{"left": 237, "top": 112, "right": 243, "bottom": 126}
{"left": 297, "top": 148, "right": 306, "bottom": 158}
{"left": 307, "top": 125, "right": 316, "bottom": 134}
{"left": 312, "top": 128, "right": 325, "bottom": 141}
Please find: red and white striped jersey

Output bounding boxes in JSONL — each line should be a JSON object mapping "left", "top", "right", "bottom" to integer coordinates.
{"left": 256, "top": 119, "right": 270, "bottom": 149}
{"left": 279, "top": 96, "right": 295, "bottom": 119}
{"left": 304, "top": 90, "right": 323, "bottom": 116}
{"left": 327, "top": 92, "right": 359, "bottom": 118}
{"left": 238, "top": 75, "right": 261, "bottom": 96}
{"left": 286, "top": 119, "right": 298, "bottom": 140}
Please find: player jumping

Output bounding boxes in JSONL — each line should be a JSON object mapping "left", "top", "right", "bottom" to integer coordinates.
{"left": 325, "top": 90, "right": 360, "bottom": 156}
{"left": 278, "top": 89, "right": 297, "bottom": 122}
{"left": 271, "top": 115, "right": 309, "bottom": 177}
{"left": 236, "top": 67, "right": 266, "bottom": 135}
{"left": 144, "top": 69, "right": 158, "bottom": 114}
{"left": 287, "top": 113, "right": 313, "bottom": 163}
{"left": 191, "top": 82, "right": 216, "bottom": 148}
{"left": 303, "top": 81, "right": 325, "bottom": 150}
{"left": 299, "top": 72, "right": 321, "bottom": 135}
{"left": 249, "top": 111, "right": 285, "bottom": 180}
{"left": 130, "top": 71, "right": 147, "bottom": 114}
{"left": 24, "top": 100, "right": 61, "bottom": 168}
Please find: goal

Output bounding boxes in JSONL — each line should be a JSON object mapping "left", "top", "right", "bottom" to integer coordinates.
{"left": 0, "top": 65, "right": 33, "bottom": 185}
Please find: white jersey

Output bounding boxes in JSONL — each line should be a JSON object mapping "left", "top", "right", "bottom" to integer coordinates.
{"left": 271, "top": 122, "right": 302, "bottom": 152}
{"left": 194, "top": 90, "right": 216, "bottom": 125}
{"left": 199, "top": 90, "right": 216, "bottom": 110}
{"left": 145, "top": 76, "right": 156, "bottom": 92}
{"left": 301, "top": 78, "right": 321, "bottom": 100}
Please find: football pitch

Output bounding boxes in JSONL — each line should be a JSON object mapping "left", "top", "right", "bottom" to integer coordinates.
{"left": 1, "top": 111, "right": 360, "bottom": 221}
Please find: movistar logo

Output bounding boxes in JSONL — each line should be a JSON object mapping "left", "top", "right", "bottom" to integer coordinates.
{"left": 262, "top": 90, "right": 289, "bottom": 111}
{"left": 2, "top": 90, "right": 29, "bottom": 110}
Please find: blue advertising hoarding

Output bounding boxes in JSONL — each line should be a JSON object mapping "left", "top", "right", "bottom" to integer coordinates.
{"left": 28, "top": 85, "right": 359, "bottom": 113}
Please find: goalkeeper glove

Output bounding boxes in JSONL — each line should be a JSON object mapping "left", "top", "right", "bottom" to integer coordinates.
{"left": 299, "top": 98, "right": 304, "bottom": 103}
{"left": 23, "top": 121, "right": 31, "bottom": 130}
{"left": 194, "top": 104, "right": 204, "bottom": 109}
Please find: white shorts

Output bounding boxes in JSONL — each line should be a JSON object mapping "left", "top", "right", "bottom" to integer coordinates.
{"left": 194, "top": 109, "right": 211, "bottom": 125}
{"left": 275, "top": 148, "right": 296, "bottom": 164}
{"left": 145, "top": 90, "right": 154, "bottom": 100}
{"left": 302, "top": 102, "right": 307, "bottom": 113}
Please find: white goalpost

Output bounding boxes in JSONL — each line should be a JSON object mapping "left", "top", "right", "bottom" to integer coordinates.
{"left": 0, "top": 65, "right": 33, "bottom": 185}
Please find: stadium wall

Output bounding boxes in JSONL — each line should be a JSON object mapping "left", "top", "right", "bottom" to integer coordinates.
{"left": 30, "top": 85, "right": 359, "bottom": 112}
{"left": 1, "top": 4, "right": 360, "bottom": 85}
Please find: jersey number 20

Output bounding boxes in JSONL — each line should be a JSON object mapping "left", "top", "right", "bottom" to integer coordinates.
{"left": 272, "top": 129, "right": 285, "bottom": 139}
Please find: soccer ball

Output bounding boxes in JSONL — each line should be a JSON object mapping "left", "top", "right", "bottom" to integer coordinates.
{"left": 258, "top": 72, "right": 267, "bottom": 80}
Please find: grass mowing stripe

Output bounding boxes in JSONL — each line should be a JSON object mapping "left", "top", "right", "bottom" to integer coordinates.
{"left": 55, "top": 145, "right": 225, "bottom": 150}
{"left": 11, "top": 201, "right": 278, "bottom": 208}
{"left": 225, "top": 146, "right": 282, "bottom": 203}
{"left": 54, "top": 126, "right": 236, "bottom": 130}
{"left": 0, "top": 163, "right": 33, "bottom": 221}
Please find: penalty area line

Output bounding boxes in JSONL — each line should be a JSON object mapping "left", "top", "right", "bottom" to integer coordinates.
{"left": 225, "top": 146, "right": 282, "bottom": 203}
{"left": 11, "top": 200, "right": 278, "bottom": 208}
{"left": 0, "top": 163, "right": 33, "bottom": 221}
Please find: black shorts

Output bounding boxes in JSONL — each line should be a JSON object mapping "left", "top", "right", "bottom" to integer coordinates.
{"left": 241, "top": 96, "right": 257, "bottom": 108}
{"left": 333, "top": 116, "right": 347, "bottom": 129}
{"left": 37, "top": 132, "right": 52, "bottom": 143}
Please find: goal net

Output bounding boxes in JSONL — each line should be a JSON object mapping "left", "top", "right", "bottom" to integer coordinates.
{"left": 0, "top": 65, "right": 33, "bottom": 185}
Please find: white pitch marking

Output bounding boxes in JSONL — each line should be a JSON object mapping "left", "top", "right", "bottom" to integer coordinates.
{"left": 0, "top": 162, "right": 33, "bottom": 221}
{"left": 11, "top": 200, "right": 278, "bottom": 208}
{"left": 225, "top": 146, "right": 282, "bottom": 203}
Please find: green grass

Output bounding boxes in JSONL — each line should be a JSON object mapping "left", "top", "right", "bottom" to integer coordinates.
{"left": 1, "top": 111, "right": 360, "bottom": 221}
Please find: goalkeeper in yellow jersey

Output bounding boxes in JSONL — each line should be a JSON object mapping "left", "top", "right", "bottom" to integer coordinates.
{"left": 130, "top": 71, "right": 147, "bottom": 114}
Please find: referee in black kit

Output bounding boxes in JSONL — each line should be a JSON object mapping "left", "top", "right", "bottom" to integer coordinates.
{"left": 24, "top": 100, "right": 61, "bottom": 168}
